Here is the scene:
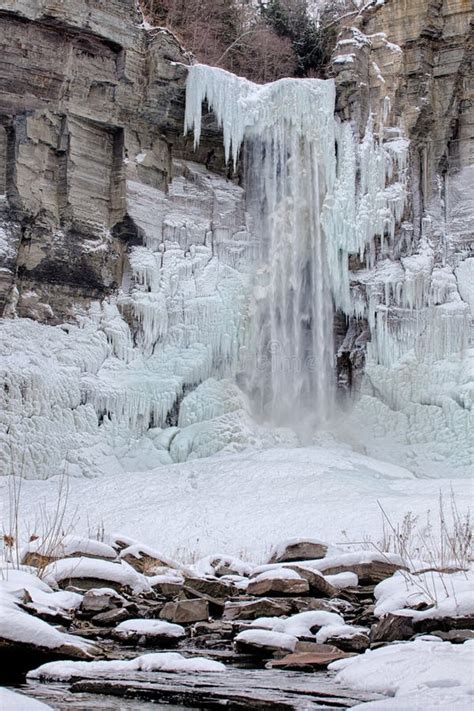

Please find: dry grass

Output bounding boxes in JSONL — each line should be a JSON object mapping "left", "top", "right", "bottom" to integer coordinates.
{"left": 3, "top": 460, "right": 78, "bottom": 578}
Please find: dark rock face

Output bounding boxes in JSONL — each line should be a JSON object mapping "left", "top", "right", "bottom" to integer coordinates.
{"left": 0, "top": 0, "right": 229, "bottom": 321}
{"left": 370, "top": 612, "right": 415, "bottom": 644}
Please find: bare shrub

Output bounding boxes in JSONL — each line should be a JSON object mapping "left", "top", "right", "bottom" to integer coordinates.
{"left": 3, "top": 461, "right": 78, "bottom": 578}
{"left": 341, "top": 491, "right": 472, "bottom": 606}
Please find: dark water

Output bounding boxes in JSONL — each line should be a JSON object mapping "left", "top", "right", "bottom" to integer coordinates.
{"left": 8, "top": 683, "right": 187, "bottom": 710}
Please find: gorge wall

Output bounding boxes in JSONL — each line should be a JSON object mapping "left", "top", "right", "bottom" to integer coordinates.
{"left": 0, "top": 0, "right": 472, "bottom": 479}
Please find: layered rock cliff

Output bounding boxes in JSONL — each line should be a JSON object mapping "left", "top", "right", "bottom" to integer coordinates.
{"left": 0, "top": 0, "right": 231, "bottom": 321}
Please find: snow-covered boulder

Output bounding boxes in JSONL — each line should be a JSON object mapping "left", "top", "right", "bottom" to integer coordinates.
{"left": 316, "top": 624, "right": 370, "bottom": 652}
{"left": 234, "top": 629, "right": 298, "bottom": 656}
{"left": 0, "top": 575, "right": 100, "bottom": 671}
{"left": 114, "top": 619, "right": 186, "bottom": 646}
{"left": 330, "top": 638, "right": 474, "bottom": 709}
{"left": 79, "top": 588, "right": 129, "bottom": 616}
{"left": 249, "top": 610, "right": 346, "bottom": 640}
{"left": 371, "top": 569, "right": 474, "bottom": 641}
{"left": 42, "top": 557, "right": 150, "bottom": 594}
{"left": 22, "top": 535, "right": 117, "bottom": 568}
{"left": 118, "top": 543, "right": 182, "bottom": 575}
{"left": 310, "top": 551, "right": 408, "bottom": 585}
{"left": 192, "top": 553, "right": 253, "bottom": 578}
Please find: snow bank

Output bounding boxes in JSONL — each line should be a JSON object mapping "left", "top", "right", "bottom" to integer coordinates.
{"left": 330, "top": 638, "right": 474, "bottom": 705}
{"left": 351, "top": 686, "right": 474, "bottom": 710}
{"left": 0, "top": 688, "right": 52, "bottom": 710}
{"left": 5, "top": 444, "right": 470, "bottom": 560}
{"left": 374, "top": 569, "right": 474, "bottom": 619}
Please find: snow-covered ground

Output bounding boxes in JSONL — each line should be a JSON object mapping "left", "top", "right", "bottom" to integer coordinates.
{"left": 331, "top": 638, "right": 474, "bottom": 710}
{"left": 2, "top": 445, "right": 470, "bottom": 560}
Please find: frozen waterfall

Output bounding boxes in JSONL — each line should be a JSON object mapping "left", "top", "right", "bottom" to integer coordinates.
{"left": 185, "top": 65, "right": 337, "bottom": 426}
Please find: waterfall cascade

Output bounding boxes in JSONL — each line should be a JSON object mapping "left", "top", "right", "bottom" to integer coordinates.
{"left": 185, "top": 65, "right": 410, "bottom": 425}
{"left": 186, "top": 65, "right": 337, "bottom": 425}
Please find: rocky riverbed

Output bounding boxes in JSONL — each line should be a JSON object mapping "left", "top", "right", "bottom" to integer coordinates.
{"left": 1, "top": 534, "right": 472, "bottom": 709}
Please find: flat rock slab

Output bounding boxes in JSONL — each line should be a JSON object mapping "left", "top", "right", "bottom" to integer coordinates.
{"left": 59, "top": 667, "right": 382, "bottom": 709}
{"left": 223, "top": 598, "right": 294, "bottom": 620}
{"left": 223, "top": 597, "right": 335, "bottom": 621}
{"left": 285, "top": 565, "right": 337, "bottom": 598}
{"left": 184, "top": 576, "right": 235, "bottom": 600}
{"left": 321, "top": 562, "right": 405, "bottom": 585}
{"left": 160, "top": 599, "right": 209, "bottom": 624}
{"left": 247, "top": 577, "right": 310, "bottom": 597}
{"left": 270, "top": 648, "right": 353, "bottom": 671}
{"left": 269, "top": 541, "right": 328, "bottom": 564}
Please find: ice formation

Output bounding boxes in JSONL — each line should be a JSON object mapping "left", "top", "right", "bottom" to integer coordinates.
{"left": 185, "top": 63, "right": 472, "bottom": 474}
{"left": 186, "top": 65, "right": 337, "bottom": 425}
{"left": 1, "top": 61, "right": 472, "bottom": 479}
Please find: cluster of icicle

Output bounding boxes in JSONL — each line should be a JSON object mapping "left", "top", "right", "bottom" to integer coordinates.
{"left": 185, "top": 64, "right": 469, "bottom": 404}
